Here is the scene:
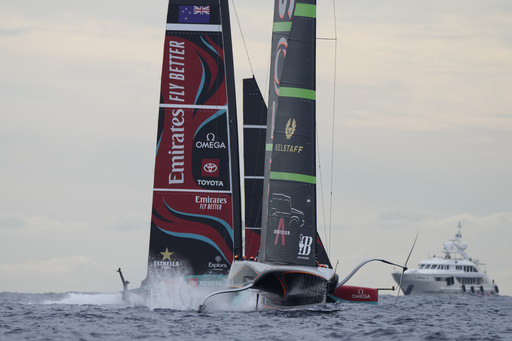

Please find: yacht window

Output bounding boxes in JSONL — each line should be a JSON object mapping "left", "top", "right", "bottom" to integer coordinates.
{"left": 431, "top": 265, "right": 437, "bottom": 270}
{"left": 419, "top": 264, "right": 424, "bottom": 269}
{"left": 424, "top": 264, "right": 431, "bottom": 269}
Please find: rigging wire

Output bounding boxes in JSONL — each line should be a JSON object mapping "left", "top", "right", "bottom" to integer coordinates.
{"left": 318, "top": 0, "right": 339, "bottom": 260}
{"left": 230, "top": 0, "right": 254, "bottom": 77}
{"left": 327, "top": 0, "right": 339, "bottom": 260}
{"left": 230, "top": 1, "right": 271, "bottom": 257}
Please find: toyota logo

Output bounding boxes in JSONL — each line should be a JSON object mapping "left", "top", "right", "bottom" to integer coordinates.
{"left": 203, "top": 163, "right": 218, "bottom": 173}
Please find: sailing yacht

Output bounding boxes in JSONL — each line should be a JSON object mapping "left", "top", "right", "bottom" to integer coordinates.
{"left": 226, "top": 0, "right": 340, "bottom": 308}
{"left": 140, "top": 1, "right": 242, "bottom": 289}
{"left": 119, "top": 0, "right": 405, "bottom": 308}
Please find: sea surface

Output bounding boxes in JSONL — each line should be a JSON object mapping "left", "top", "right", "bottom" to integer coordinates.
{"left": 0, "top": 290, "right": 510, "bottom": 340}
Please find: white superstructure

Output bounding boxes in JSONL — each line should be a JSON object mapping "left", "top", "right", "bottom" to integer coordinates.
{"left": 392, "top": 223, "right": 499, "bottom": 295}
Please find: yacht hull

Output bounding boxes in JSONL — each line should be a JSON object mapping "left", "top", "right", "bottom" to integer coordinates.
{"left": 392, "top": 272, "right": 498, "bottom": 295}
{"left": 229, "top": 261, "right": 337, "bottom": 308}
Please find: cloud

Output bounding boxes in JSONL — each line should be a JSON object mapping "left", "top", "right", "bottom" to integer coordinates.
{"left": 0, "top": 256, "right": 92, "bottom": 293}
{"left": 103, "top": 212, "right": 149, "bottom": 231}
{"left": 0, "top": 256, "right": 92, "bottom": 276}
{"left": 377, "top": 207, "right": 441, "bottom": 223}
{"left": 0, "top": 213, "right": 86, "bottom": 231}
{"left": 0, "top": 212, "right": 29, "bottom": 229}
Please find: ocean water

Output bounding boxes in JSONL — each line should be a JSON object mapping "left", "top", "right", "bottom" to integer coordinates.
{"left": 1, "top": 291, "right": 510, "bottom": 340}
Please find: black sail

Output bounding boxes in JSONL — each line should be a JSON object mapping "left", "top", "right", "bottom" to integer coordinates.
{"left": 260, "top": 0, "right": 317, "bottom": 266}
{"left": 143, "top": 0, "right": 241, "bottom": 284}
{"left": 243, "top": 77, "right": 267, "bottom": 258}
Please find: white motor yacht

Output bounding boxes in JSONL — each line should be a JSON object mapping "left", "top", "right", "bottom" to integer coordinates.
{"left": 392, "top": 223, "right": 499, "bottom": 295}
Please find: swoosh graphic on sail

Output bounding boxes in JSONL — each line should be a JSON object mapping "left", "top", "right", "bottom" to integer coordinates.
{"left": 195, "top": 57, "right": 207, "bottom": 105}
{"left": 194, "top": 35, "right": 225, "bottom": 106}
{"left": 194, "top": 35, "right": 221, "bottom": 106}
{"left": 201, "top": 35, "right": 221, "bottom": 57}
{"left": 193, "top": 109, "right": 227, "bottom": 139}
{"left": 155, "top": 225, "right": 229, "bottom": 263}
{"left": 160, "top": 198, "right": 234, "bottom": 242}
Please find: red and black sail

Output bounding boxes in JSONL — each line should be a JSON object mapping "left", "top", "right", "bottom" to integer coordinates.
{"left": 144, "top": 0, "right": 241, "bottom": 283}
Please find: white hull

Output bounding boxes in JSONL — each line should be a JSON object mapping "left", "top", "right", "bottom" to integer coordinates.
{"left": 392, "top": 223, "right": 499, "bottom": 296}
{"left": 392, "top": 271, "right": 498, "bottom": 295}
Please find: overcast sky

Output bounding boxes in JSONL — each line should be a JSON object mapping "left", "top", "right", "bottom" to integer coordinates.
{"left": 1, "top": 0, "right": 511, "bottom": 297}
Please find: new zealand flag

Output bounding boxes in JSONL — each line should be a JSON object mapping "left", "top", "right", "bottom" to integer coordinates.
{"left": 179, "top": 6, "right": 210, "bottom": 24}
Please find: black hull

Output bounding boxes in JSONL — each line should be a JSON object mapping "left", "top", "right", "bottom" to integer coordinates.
{"left": 229, "top": 261, "right": 337, "bottom": 308}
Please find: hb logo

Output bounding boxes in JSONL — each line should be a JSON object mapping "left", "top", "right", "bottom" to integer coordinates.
{"left": 298, "top": 234, "right": 313, "bottom": 256}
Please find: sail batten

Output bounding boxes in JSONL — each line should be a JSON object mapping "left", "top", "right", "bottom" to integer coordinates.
{"left": 273, "top": 22, "right": 292, "bottom": 32}
{"left": 270, "top": 171, "right": 316, "bottom": 184}
{"left": 258, "top": 0, "right": 318, "bottom": 267}
{"left": 294, "top": 3, "right": 316, "bottom": 18}
{"left": 279, "top": 87, "right": 316, "bottom": 100}
{"left": 159, "top": 104, "right": 228, "bottom": 110}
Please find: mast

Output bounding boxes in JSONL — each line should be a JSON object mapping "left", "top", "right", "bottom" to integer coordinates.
{"left": 143, "top": 0, "right": 241, "bottom": 284}
{"left": 260, "top": 0, "right": 318, "bottom": 266}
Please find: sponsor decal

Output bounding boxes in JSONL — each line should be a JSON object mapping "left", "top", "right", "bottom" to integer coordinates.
{"left": 274, "top": 143, "right": 303, "bottom": 153}
{"left": 298, "top": 234, "right": 313, "bottom": 257}
{"left": 198, "top": 280, "right": 225, "bottom": 287}
{"left": 352, "top": 289, "right": 372, "bottom": 300}
{"left": 273, "top": 37, "right": 288, "bottom": 97}
{"left": 168, "top": 109, "right": 186, "bottom": 184}
{"left": 285, "top": 118, "right": 296, "bottom": 139}
{"left": 274, "top": 217, "right": 290, "bottom": 245}
{"left": 196, "top": 133, "right": 226, "bottom": 149}
{"left": 279, "top": 0, "right": 295, "bottom": 20}
{"left": 195, "top": 195, "right": 227, "bottom": 210}
{"left": 208, "top": 255, "right": 228, "bottom": 271}
{"left": 271, "top": 118, "right": 302, "bottom": 153}
{"left": 202, "top": 158, "right": 219, "bottom": 177}
{"left": 154, "top": 247, "right": 180, "bottom": 267}
{"left": 196, "top": 179, "right": 224, "bottom": 187}
{"left": 167, "top": 41, "right": 185, "bottom": 102}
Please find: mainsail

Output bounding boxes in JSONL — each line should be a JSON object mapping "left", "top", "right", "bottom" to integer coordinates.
{"left": 259, "top": 0, "right": 318, "bottom": 266}
{"left": 242, "top": 77, "right": 267, "bottom": 258}
{"left": 243, "top": 75, "right": 331, "bottom": 267}
{"left": 143, "top": 0, "right": 241, "bottom": 285}
{"left": 224, "top": 0, "right": 339, "bottom": 309}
